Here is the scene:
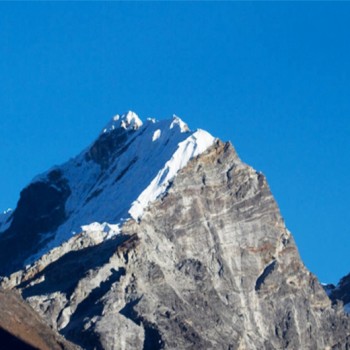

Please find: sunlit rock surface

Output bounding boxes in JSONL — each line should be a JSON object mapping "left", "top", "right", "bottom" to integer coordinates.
{"left": 2, "top": 140, "right": 349, "bottom": 349}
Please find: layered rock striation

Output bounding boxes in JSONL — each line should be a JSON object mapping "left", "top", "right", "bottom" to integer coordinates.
{"left": 2, "top": 133, "right": 349, "bottom": 349}
{"left": 0, "top": 112, "right": 214, "bottom": 276}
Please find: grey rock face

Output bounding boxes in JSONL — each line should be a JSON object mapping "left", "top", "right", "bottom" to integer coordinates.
{"left": 0, "top": 114, "right": 202, "bottom": 278}
{"left": 0, "top": 288, "right": 79, "bottom": 350}
{"left": 2, "top": 141, "right": 350, "bottom": 349}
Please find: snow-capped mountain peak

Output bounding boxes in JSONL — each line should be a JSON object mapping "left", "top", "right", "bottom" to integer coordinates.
{"left": 0, "top": 112, "right": 215, "bottom": 274}
{"left": 102, "top": 111, "right": 143, "bottom": 134}
{"left": 2, "top": 111, "right": 350, "bottom": 350}
{"left": 170, "top": 114, "right": 189, "bottom": 133}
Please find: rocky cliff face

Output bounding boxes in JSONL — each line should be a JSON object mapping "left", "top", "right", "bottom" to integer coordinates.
{"left": 0, "top": 112, "right": 214, "bottom": 276}
{"left": 1, "top": 130, "right": 349, "bottom": 349}
{"left": 0, "top": 288, "right": 79, "bottom": 350}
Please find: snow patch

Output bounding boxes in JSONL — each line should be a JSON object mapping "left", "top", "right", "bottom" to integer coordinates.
{"left": 103, "top": 111, "right": 143, "bottom": 133}
{"left": 120, "top": 111, "right": 143, "bottom": 130}
{"left": 147, "top": 118, "right": 156, "bottom": 124}
{"left": 129, "top": 129, "right": 215, "bottom": 220}
{"left": 170, "top": 115, "right": 189, "bottom": 133}
{"left": 23, "top": 113, "right": 216, "bottom": 265}
{"left": 344, "top": 303, "right": 350, "bottom": 314}
{"left": 81, "top": 222, "right": 120, "bottom": 239}
{"left": 152, "top": 129, "right": 161, "bottom": 142}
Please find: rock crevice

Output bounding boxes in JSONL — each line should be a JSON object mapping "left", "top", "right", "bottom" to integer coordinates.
{"left": 1, "top": 141, "right": 349, "bottom": 349}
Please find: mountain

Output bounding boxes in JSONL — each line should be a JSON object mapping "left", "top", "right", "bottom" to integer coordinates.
{"left": 1, "top": 112, "right": 349, "bottom": 349}
{"left": 324, "top": 274, "right": 350, "bottom": 314}
{"left": 0, "top": 112, "right": 214, "bottom": 276}
{"left": 0, "top": 289, "right": 79, "bottom": 350}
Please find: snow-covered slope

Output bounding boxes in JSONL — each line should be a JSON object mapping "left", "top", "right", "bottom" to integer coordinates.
{"left": 0, "top": 112, "right": 215, "bottom": 275}
{"left": 3, "top": 136, "right": 350, "bottom": 350}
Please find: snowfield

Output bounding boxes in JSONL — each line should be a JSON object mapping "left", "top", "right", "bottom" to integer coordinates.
{"left": 26, "top": 112, "right": 216, "bottom": 263}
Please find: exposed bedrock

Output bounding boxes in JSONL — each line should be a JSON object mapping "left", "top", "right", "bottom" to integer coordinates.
{"left": 2, "top": 141, "right": 350, "bottom": 349}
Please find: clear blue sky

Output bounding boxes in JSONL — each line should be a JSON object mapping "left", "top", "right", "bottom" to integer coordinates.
{"left": 1, "top": 2, "right": 349, "bottom": 284}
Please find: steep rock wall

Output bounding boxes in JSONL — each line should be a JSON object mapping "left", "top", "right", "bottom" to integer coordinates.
{"left": 2, "top": 141, "right": 349, "bottom": 349}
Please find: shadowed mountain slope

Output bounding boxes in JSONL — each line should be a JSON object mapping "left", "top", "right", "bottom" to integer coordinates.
{"left": 2, "top": 140, "right": 349, "bottom": 349}
{"left": 0, "top": 289, "right": 79, "bottom": 350}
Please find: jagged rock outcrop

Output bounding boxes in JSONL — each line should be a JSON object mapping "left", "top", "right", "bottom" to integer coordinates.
{"left": 0, "top": 288, "right": 79, "bottom": 350}
{"left": 2, "top": 140, "right": 350, "bottom": 349}
{"left": 325, "top": 273, "right": 350, "bottom": 314}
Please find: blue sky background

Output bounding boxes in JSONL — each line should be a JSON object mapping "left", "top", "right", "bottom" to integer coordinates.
{"left": 0, "top": 2, "right": 349, "bottom": 284}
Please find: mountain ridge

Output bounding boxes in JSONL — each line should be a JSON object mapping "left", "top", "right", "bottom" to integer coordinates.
{"left": 0, "top": 112, "right": 214, "bottom": 276}
{"left": 1, "top": 112, "right": 349, "bottom": 349}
